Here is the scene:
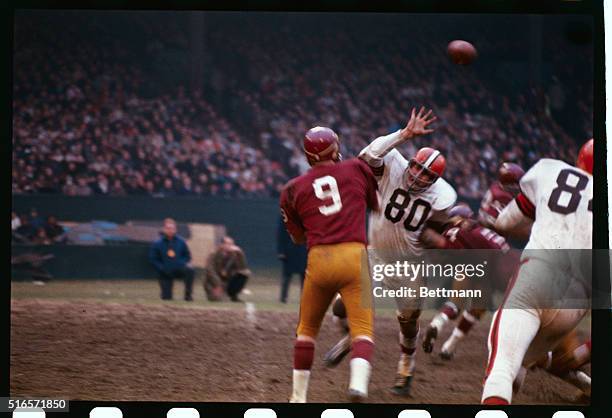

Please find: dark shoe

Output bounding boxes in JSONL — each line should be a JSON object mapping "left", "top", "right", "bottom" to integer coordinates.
{"left": 184, "top": 295, "right": 193, "bottom": 302}
{"left": 348, "top": 388, "right": 367, "bottom": 403}
{"left": 230, "top": 295, "right": 244, "bottom": 303}
{"left": 422, "top": 325, "right": 438, "bottom": 354}
{"left": 391, "top": 353, "right": 415, "bottom": 397}
{"left": 391, "top": 373, "right": 413, "bottom": 397}
{"left": 323, "top": 335, "right": 351, "bottom": 368}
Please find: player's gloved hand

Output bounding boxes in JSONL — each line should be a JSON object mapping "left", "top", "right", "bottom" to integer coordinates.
{"left": 401, "top": 106, "right": 437, "bottom": 139}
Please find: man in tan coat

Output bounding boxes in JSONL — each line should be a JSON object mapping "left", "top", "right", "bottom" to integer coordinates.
{"left": 203, "top": 236, "right": 251, "bottom": 302}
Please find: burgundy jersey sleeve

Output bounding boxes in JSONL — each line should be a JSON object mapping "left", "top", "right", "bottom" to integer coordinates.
{"left": 480, "top": 182, "right": 514, "bottom": 222}
{"left": 491, "top": 183, "right": 514, "bottom": 207}
{"left": 356, "top": 158, "right": 379, "bottom": 212}
{"left": 280, "top": 181, "right": 306, "bottom": 244}
{"left": 443, "top": 223, "right": 517, "bottom": 290}
{"left": 443, "top": 224, "right": 509, "bottom": 250}
{"left": 441, "top": 226, "right": 464, "bottom": 249}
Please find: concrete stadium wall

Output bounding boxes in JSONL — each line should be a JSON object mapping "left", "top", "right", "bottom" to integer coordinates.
{"left": 12, "top": 243, "right": 156, "bottom": 279}
{"left": 13, "top": 195, "right": 283, "bottom": 274}
{"left": 12, "top": 194, "right": 482, "bottom": 279}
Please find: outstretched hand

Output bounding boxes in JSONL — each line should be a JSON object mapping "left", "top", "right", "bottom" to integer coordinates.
{"left": 401, "top": 106, "right": 437, "bottom": 140}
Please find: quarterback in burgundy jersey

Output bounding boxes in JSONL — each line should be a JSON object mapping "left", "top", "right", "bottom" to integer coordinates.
{"left": 280, "top": 126, "right": 379, "bottom": 403}
{"left": 280, "top": 158, "right": 378, "bottom": 249}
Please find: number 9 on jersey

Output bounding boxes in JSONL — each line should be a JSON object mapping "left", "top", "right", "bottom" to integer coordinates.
{"left": 313, "top": 175, "right": 343, "bottom": 216}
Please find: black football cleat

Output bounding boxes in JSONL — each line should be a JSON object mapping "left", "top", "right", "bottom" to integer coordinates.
{"left": 422, "top": 325, "right": 438, "bottom": 354}
{"left": 391, "top": 373, "right": 413, "bottom": 397}
{"left": 348, "top": 388, "right": 367, "bottom": 403}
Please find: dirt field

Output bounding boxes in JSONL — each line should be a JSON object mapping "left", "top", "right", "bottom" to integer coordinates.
{"left": 11, "top": 297, "right": 588, "bottom": 404}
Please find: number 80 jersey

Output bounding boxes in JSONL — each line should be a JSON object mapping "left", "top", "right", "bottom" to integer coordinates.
{"left": 517, "top": 158, "right": 593, "bottom": 250}
{"left": 369, "top": 149, "right": 457, "bottom": 258}
{"left": 280, "top": 158, "right": 379, "bottom": 249}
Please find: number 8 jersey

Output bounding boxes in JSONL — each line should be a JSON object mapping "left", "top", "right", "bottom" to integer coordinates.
{"left": 280, "top": 158, "right": 379, "bottom": 249}
{"left": 516, "top": 158, "right": 593, "bottom": 250}
{"left": 367, "top": 148, "right": 457, "bottom": 258}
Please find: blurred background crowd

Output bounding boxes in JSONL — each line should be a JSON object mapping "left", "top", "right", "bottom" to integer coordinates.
{"left": 12, "top": 12, "right": 593, "bottom": 200}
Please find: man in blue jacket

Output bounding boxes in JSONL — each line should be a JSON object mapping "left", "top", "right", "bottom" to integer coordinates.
{"left": 149, "top": 218, "right": 194, "bottom": 301}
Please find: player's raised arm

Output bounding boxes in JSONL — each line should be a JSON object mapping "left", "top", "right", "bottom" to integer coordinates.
{"left": 358, "top": 106, "right": 437, "bottom": 172}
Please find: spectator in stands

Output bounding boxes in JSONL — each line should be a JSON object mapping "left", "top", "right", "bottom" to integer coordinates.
{"left": 74, "top": 177, "right": 94, "bottom": 196}
{"left": 203, "top": 236, "right": 251, "bottom": 302}
{"left": 11, "top": 212, "right": 21, "bottom": 232}
{"left": 45, "top": 216, "right": 67, "bottom": 243}
{"left": 29, "top": 208, "right": 44, "bottom": 230}
{"left": 276, "top": 216, "right": 306, "bottom": 303}
{"left": 92, "top": 174, "right": 110, "bottom": 195}
{"left": 149, "top": 218, "right": 195, "bottom": 301}
{"left": 31, "top": 227, "right": 52, "bottom": 245}
{"left": 13, "top": 215, "right": 35, "bottom": 243}
{"left": 109, "top": 179, "right": 127, "bottom": 196}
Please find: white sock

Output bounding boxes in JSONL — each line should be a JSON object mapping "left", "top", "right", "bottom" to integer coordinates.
{"left": 565, "top": 370, "right": 591, "bottom": 396}
{"left": 462, "top": 310, "right": 478, "bottom": 324}
{"left": 449, "top": 327, "right": 466, "bottom": 342}
{"left": 442, "top": 327, "right": 465, "bottom": 353}
{"left": 349, "top": 358, "right": 372, "bottom": 396}
{"left": 397, "top": 352, "right": 416, "bottom": 376}
{"left": 290, "top": 370, "right": 311, "bottom": 403}
{"left": 430, "top": 312, "right": 449, "bottom": 332}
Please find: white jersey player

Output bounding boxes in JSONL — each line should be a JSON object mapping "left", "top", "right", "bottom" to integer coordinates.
{"left": 365, "top": 145, "right": 457, "bottom": 258}
{"left": 482, "top": 139, "right": 593, "bottom": 405}
{"left": 323, "top": 107, "right": 457, "bottom": 396}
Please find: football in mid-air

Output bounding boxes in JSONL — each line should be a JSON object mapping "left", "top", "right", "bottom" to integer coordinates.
{"left": 447, "top": 40, "right": 478, "bottom": 65}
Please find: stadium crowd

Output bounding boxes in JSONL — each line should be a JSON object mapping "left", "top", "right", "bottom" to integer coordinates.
{"left": 13, "top": 13, "right": 593, "bottom": 199}
{"left": 12, "top": 208, "right": 66, "bottom": 245}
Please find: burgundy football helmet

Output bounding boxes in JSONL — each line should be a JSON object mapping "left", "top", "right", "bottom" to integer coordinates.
{"left": 447, "top": 202, "right": 475, "bottom": 229}
{"left": 303, "top": 126, "right": 341, "bottom": 166}
{"left": 498, "top": 162, "right": 525, "bottom": 194}
{"left": 406, "top": 147, "right": 446, "bottom": 192}
{"left": 448, "top": 203, "right": 474, "bottom": 220}
{"left": 576, "top": 138, "right": 593, "bottom": 174}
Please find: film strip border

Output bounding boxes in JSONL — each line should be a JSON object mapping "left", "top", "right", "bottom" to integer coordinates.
{"left": 9, "top": 405, "right": 593, "bottom": 418}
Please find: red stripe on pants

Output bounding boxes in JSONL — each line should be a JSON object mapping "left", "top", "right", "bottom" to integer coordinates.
{"left": 485, "top": 258, "right": 530, "bottom": 377}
